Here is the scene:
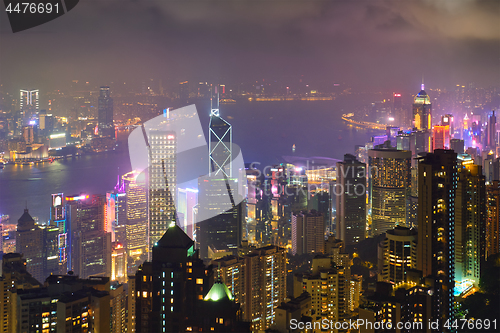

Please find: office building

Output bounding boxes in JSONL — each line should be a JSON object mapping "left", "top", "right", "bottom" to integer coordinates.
{"left": 66, "top": 194, "right": 112, "bottom": 279}
{"left": 98, "top": 86, "right": 114, "bottom": 137}
{"left": 450, "top": 139, "right": 464, "bottom": 154}
{"left": 291, "top": 210, "right": 324, "bottom": 255}
{"left": 197, "top": 95, "right": 243, "bottom": 258}
{"left": 487, "top": 110, "right": 496, "bottom": 149}
{"left": 368, "top": 149, "right": 411, "bottom": 236}
{"left": 122, "top": 170, "right": 148, "bottom": 264}
{"left": 379, "top": 226, "right": 417, "bottom": 283}
{"left": 417, "top": 149, "right": 457, "bottom": 330}
{"left": 111, "top": 242, "right": 127, "bottom": 284}
{"left": 412, "top": 84, "right": 432, "bottom": 131}
{"left": 15, "top": 209, "right": 44, "bottom": 283}
{"left": 147, "top": 131, "right": 177, "bottom": 255}
{"left": 134, "top": 223, "right": 211, "bottom": 332}
{"left": 336, "top": 154, "right": 366, "bottom": 245}
{"left": 19, "top": 89, "right": 39, "bottom": 114}
{"left": 433, "top": 125, "right": 450, "bottom": 150}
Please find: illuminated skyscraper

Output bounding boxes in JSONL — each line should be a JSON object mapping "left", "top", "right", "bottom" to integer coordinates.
{"left": 412, "top": 84, "right": 432, "bottom": 131}
{"left": 19, "top": 89, "right": 39, "bottom": 113}
{"left": 122, "top": 170, "right": 148, "bottom": 263}
{"left": 212, "top": 246, "right": 286, "bottom": 331}
{"left": 336, "top": 154, "right": 366, "bottom": 245}
{"left": 66, "top": 194, "right": 112, "bottom": 279}
{"left": 198, "top": 91, "right": 243, "bottom": 258}
{"left": 291, "top": 210, "right": 324, "bottom": 255}
{"left": 417, "top": 149, "right": 457, "bottom": 331}
{"left": 15, "top": 209, "right": 44, "bottom": 283}
{"left": 177, "top": 188, "right": 198, "bottom": 239}
{"left": 147, "top": 131, "right": 177, "bottom": 255}
{"left": 455, "top": 156, "right": 485, "bottom": 287}
{"left": 368, "top": 149, "right": 411, "bottom": 236}
{"left": 98, "top": 86, "right": 114, "bottom": 137}
{"left": 134, "top": 224, "right": 211, "bottom": 333}
{"left": 487, "top": 110, "right": 496, "bottom": 149}
{"left": 379, "top": 226, "right": 417, "bottom": 283}
{"left": 486, "top": 180, "right": 500, "bottom": 258}
{"left": 433, "top": 125, "right": 450, "bottom": 150}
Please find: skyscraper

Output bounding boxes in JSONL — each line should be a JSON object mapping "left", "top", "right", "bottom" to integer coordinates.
{"left": 19, "top": 89, "right": 39, "bottom": 113}
{"left": 134, "top": 224, "right": 211, "bottom": 332}
{"left": 212, "top": 246, "right": 286, "bottom": 331}
{"left": 393, "top": 93, "right": 408, "bottom": 128}
{"left": 368, "top": 149, "right": 411, "bottom": 236}
{"left": 417, "top": 149, "right": 457, "bottom": 331}
{"left": 98, "top": 86, "right": 114, "bottom": 137}
{"left": 15, "top": 209, "right": 44, "bottom": 283}
{"left": 291, "top": 210, "right": 324, "bottom": 255}
{"left": 486, "top": 180, "right": 500, "bottom": 258}
{"left": 66, "top": 194, "right": 112, "bottom": 279}
{"left": 379, "top": 226, "right": 417, "bottom": 284}
{"left": 147, "top": 131, "right": 177, "bottom": 255}
{"left": 412, "top": 84, "right": 432, "bottom": 131}
{"left": 336, "top": 154, "right": 366, "bottom": 245}
{"left": 122, "top": 170, "right": 148, "bottom": 264}
{"left": 455, "top": 157, "right": 485, "bottom": 287}
{"left": 197, "top": 91, "right": 243, "bottom": 258}
{"left": 487, "top": 110, "right": 496, "bottom": 149}
{"left": 433, "top": 125, "right": 450, "bottom": 150}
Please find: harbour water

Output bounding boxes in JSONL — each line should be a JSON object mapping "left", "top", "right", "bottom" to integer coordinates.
{"left": 0, "top": 100, "right": 384, "bottom": 222}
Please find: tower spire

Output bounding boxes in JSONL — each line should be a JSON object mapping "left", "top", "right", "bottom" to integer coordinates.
{"left": 421, "top": 74, "right": 425, "bottom": 91}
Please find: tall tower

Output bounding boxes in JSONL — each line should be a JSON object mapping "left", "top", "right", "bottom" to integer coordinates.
{"left": 487, "top": 110, "right": 496, "bottom": 149}
{"left": 147, "top": 131, "right": 177, "bottom": 255}
{"left": 412, "top": 84, "right": 432, "bottom": 131}
{"left": 486, "top": 180, "right": 500, "bottom": 258}
{"left": 98, "top": 86, "right": 114, "bottom": 137}
{"left": 122, "top": 170, "right": 148, "bottom": 265}
{"left": 15, "top": 209, "right": 44, "bottom": 283}
{"left": 417, "top": 149, "right": 457, "bottom": 331}
{"left": 336, "top": 154, "right": 366, "bottom": 245}
{"left": 134, "top": 224, "right": 210, "bottom": 332}
{"left": 455, "top": 156, "right": 485, "bottom": 287}
{"left": 19, "top": 89, "right": 39, "bottom": 113}
{"left": 209, "top": 88, "right": 232, "bottom": 178}
{"left": 368, "top": 148, "right": 411, "bottom": 236}
{"left": 197, "top": 88, "right": 242, "bottom": 258}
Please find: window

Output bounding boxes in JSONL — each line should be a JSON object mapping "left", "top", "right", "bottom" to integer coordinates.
{"left": 196, "top": 278, "right": 203, "bottom": 285}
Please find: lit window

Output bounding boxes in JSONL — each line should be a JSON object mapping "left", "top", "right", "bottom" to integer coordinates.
{"left": 196, "top": 278, "right": 203, "bottom": 285}
{"left": 142, "top": 291, "right": 148, "bottom": 298}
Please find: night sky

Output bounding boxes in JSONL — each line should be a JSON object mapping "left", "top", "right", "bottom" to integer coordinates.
{"left": 1, "top": 0, "right": 499, "bottom": 92}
